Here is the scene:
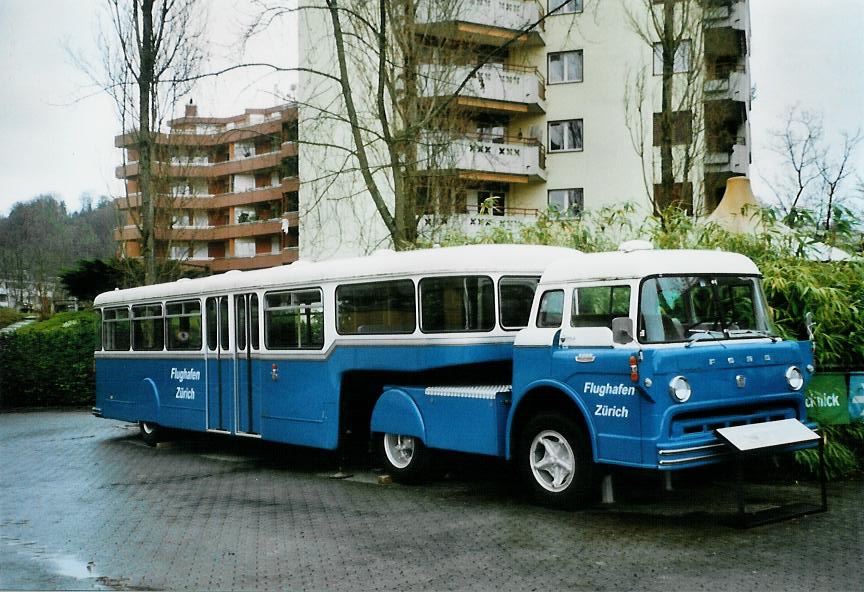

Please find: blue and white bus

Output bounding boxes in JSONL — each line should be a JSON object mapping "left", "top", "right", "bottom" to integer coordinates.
{"left": 94, "top": 243, "right": 816, "bottom": 508}
{"left": 93, "top": 244, "right": 579, "bottom": 449}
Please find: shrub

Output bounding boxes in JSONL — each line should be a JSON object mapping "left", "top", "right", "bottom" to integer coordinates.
{"left": 0, "top": 307, "right": 25, "bottom": 330}
{"left": 0, "top": 310, "right": 99, "bottom": 408}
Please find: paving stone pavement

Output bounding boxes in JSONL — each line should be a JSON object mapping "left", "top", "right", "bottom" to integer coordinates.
{"left": 0, "top": 410, "right": 861, "bottom": 591}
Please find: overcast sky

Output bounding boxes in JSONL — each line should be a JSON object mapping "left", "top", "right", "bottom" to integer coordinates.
{"left": 0, "top": 0, "right": 862, "bottom": 215}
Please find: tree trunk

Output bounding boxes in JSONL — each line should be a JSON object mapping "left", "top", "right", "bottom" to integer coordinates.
{"left": 138, "top": 0, "right": 157, "bottom": 285}
{"left": 658, "top": 0, "right": 676, "bottom": 218}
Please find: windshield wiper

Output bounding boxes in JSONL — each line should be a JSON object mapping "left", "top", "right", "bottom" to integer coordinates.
{"left": 685, "top": 330, "right": 726, "bottom": 348}
{"left": 726, "top": 329, "right": 779, "bottom": 341}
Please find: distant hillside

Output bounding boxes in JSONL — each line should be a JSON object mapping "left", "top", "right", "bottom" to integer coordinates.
{"left": 0, "top": 194, "right": 116, "bottom": 282}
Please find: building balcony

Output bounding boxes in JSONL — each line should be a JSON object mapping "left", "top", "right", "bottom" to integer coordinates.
{"left": 116, "top": 147, "right": 293, "bottom": 179}
{"left": 115, "top": 113, "right": 293, "bottom": 148}
{"left": 703, "top": 0, "right": 749, "bottom": 32}
{"left": 419, "top": 63, "right": 545, "bottom": 114}
{"left": 418, "top": 208, "right": 538, "bottom": 238}
{"left": 116, "top": 217, "right": 294, "bottom": 242}
{"left": 419, "top": 134, "right": 546, "bottom": 183}
{"left": 705, "top": 141, "right": 749, "bottom": 174}
{"left": 115, "top": 178, "right": 299, "bottom": 211}
{"left": 415, "top": 0, "right": 544, "bottom": 47}
{"left": 185, "top": 248, "right": 299, "bottom": 272}
{"left": 704, "top": 68, "right": 749, "bottom": 107}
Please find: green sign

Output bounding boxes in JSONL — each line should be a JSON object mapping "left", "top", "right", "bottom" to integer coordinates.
{"left": 805, "top": 373, "right": 849, "bottom": 425}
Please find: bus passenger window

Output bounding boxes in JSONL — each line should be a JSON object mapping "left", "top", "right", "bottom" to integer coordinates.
{"left": 499, "top": 276, "right": 540, "bottom": 329}
{"left": 103, "top": 307, "right": 131, "bottom": 351}
{"left": 571, "top": 285, "right": 631, "bottom": 329}
{"left": 219, "top": 298, "right": 229, "bottom": 351}
{"left": 205, "top": 298, "right": 217, "bottom": 351}
{"left": 420, "top": 276, "right": 494, "bottom": 333}
{"left": 537, "top": 290, "right": 564, "bottom": 328}
{"left": 132, "top": 304, "right": 164, "bottom": 351}
{"left": 236, "top": 296, "right": 247, "bottom": 351}
{"left": 166, "top": 300, "right": 202, "bottom": 351}
{"left": 250, "top": 295, "right": 260, "bottom": 349}
{"left": 265, "top": 289, "right": 324, "bottom": 349}
{"left": 336, "top": 280, "right": 415, "bottom": 335}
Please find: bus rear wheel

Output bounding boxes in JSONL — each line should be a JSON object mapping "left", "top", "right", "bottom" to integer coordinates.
{"left": 139, "top": 421, "right": 163, "bottom": 447}
{"left": 381, "top": 433, "right": 429, "bottom": 484}
{"left": 518, "top": 414, "right": 593, "bottom": 509}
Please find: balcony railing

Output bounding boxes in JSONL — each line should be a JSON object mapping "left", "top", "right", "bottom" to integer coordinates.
{"left": 416, "top": 0, "right": 543, "bottom": 35}
{"left": 419, "top": 63, "right": 545, "bottom": 110}
{"left": 419, "top": 134, "right": 546, "bottom": 179}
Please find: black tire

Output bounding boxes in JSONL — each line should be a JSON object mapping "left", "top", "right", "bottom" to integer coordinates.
{"left": 517, "top": 414, "right": 594, "bottom": 509}
{"left": 139, "top": 421, "right": 163, "bottom": 447}
{"left": 380, "top": 433, "right": 430, "bottom": 484}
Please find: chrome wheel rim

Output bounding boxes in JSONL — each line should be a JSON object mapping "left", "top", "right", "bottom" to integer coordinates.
{"left": 529, "top": 430, "right": 575, "bottom": 492}
{"left": 384, "top": 434, "right": 415, "bottom": 469}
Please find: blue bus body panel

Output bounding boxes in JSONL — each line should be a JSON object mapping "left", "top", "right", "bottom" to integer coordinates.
{"left": 95, "top": 342, "right": 512, "bottom": 450}
{"left": 372, "top": 386, "right": 509, "bottom": 457}
{"left": 509, "top": 339, "right": 815, "bottom": 469}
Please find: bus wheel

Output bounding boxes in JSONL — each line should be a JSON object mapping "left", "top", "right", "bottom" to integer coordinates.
{"left": 139, "top": 421, "right": 163, "bottom": 447}
{"left": 381, "top": 433, "right": 429, "bottom": 484}
{"left": 518, "top": 414, "right": 593, "bottom": 509}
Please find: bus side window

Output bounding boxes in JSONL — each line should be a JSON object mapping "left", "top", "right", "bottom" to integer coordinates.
{"left": 250, "top": 294, "right": 260, "bottom": 350}
{"left": 206, "top": 298, "right": 218, "bottom": 351}
{"left": 236, "top": 295, "right": 247, "bottom": 351}
{"left": 219, "top": 297, "right": 229, "bottom": 351}
{"left": 265, "top": 289, "right": 325, "bottom": 349}
{"left": 166, "top": 300, "right": 202, "bottom": 351}
{"left": 499, "top": 276, "right": 539, "bottom": 330}
{"left": 131, "top": 303, "right": 164, "bottom": 351}
{"left": 103, "top": 306, "right": 131, "bottom": 351}
{"left": 420, "top": 276, "right": 494, "bottom": 333}
{"left": 537, "top": 290, "right": 564, "bottom": 328}
{"left": 571, "top": 285, "right": 631, "bottom": 329}
{"left": 336, "top": 280, "right": 415, "bottom": 335}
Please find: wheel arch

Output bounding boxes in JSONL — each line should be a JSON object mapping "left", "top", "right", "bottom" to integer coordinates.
{"left": 506, "top": 383, "right": 595, "bottom": 461}
{"left": 370, "top": 387, "right": 427, "bottom": 442}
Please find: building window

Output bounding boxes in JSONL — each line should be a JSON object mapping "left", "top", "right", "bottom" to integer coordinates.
{"left": 549, "top": 0, "right": 583, "bottom": 14}
{"left": 653, "top": 40, "right": 691, "bottom": 75}
{"left": 652, "top": 110, "right": 693, "bottom": 145}
{"left": 548, "top": 188, "right": 584, "bottom": 216}
{"left": 548, "top": 120, "right": 583, "bottom": 152}
{"left": 548, "top": 50, "right": 583, "bottom": 84}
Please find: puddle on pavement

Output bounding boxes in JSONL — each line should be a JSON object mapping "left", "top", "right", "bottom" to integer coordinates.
{"left": 49, "top": 555, "right": 98, "bottom": 579}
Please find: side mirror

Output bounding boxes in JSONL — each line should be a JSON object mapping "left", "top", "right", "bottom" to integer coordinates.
{"left": 804, "top": 311, "right": 815, "bottom": 342}
{"left": 611, "top": 317, "right": 634, "bottom": 345}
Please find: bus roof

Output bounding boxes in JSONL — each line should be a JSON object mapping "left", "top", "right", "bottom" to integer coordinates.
{"left": 94, "top": 244, "right": 582, "bottom": 306}
{"left": 540, "top": 249, "right": 760, "bottom": 285}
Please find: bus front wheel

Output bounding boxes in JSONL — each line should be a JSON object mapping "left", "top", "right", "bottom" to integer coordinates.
{"left": 381, "top": 433, "right": 429, "bottom": 483}
{"left": 518, "top": 414, "right": 593, "bottom": 509}
{"left": 139, "top": 421, "right": 163, "bottom": 447}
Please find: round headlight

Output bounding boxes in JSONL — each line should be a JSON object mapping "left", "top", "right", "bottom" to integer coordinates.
{"left": 785, "top": 366, "right": 804, "bottom": 391}
{"left": 668, "top": 375, "right": 691, "bottom": 403}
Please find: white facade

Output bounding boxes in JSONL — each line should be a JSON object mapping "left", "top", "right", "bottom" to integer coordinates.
{"left": 297, "top": 0, "right": 751, "bottom": 261}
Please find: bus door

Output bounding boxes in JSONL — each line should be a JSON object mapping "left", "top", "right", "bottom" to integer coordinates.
{"left": 205, "top": 296, "right": 233, "bottom": 432}
{"left": 234, "top": 293, "right": 260, "bottom": 436}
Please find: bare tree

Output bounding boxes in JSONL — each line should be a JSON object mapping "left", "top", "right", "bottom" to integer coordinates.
{"left": 624, "top": 0, "right": 707, "bottom": 218}
{"left": 247, "top": 0, "right": 566, "bottom": 255}
{"left": 766, "top": 106, "right": 861, "bottom": 231}
{"left": 77, "top": 0, "right": 206, "bottom": 284}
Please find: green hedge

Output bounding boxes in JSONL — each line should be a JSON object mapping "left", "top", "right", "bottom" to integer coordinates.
{"left": 0, "top": 311, "right": 99, "bottom": 408}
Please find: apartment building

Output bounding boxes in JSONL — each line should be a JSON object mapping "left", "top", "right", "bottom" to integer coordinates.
{"left": 298, "top": 0, "right": 750, "bottom": 260}
{"left": 114, "top": 103, "right": 300, "bottom": 272}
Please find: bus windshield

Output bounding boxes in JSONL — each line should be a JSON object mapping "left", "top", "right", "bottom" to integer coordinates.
{"left": 638, "top": 275, "right": 776, "bottom": 344}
